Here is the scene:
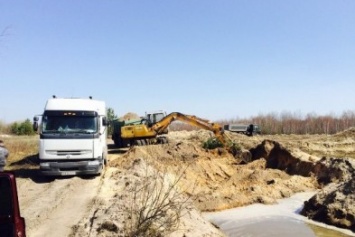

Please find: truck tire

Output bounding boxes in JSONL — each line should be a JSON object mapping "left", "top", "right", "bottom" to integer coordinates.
{"left": 114, "top": 138, "right": 120, "bottom": 147}
{"left": 113, "top": 133, "right": 122, "bottom": 147}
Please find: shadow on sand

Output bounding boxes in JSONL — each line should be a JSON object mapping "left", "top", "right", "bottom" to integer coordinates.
{"left": 9, "top": 154, "right": 97, "bottom": 183}
{"left": 107, "top": 144, "right": 129, "bottom": 154}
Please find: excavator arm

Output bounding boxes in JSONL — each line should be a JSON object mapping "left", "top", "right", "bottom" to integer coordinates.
{"left": 150, "top": 112, "right": 227, "bottom": 145}
{"left": 150, "top": 112, "right": 252, "bottom": 162}
{"left": 119, "top": 111, "right": 251, "bottom": 162}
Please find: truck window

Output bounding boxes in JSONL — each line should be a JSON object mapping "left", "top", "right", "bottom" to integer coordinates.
{"left": 43, "top": 116, "right": 98, "bottom": 133}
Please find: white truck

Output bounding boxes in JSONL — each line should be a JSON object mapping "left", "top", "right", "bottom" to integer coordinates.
{"left": 33, "top": 96, "right": 108, "bottom": 176}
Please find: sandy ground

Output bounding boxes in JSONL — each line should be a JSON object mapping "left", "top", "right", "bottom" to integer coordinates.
{"left": 18, "top": 176, "right": 101, "bottom": 236}
{"left": 12, "top": 128, "right": 355, "bottom": 236}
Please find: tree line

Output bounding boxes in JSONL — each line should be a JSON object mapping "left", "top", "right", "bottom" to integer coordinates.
{"left": 169, "top": 111, "right": 355, "bottom": 135}
{"left": 219, "top": 111, "right": 355, "bottom": 135}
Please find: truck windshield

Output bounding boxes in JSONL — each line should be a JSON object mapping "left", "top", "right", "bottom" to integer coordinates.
{"left": 42, "top": 116, "right": 98, "bottom": 134}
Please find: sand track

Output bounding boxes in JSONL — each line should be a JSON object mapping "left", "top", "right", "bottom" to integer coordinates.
{"left": 17, "top": 175, "right": 102, "bottom": 237}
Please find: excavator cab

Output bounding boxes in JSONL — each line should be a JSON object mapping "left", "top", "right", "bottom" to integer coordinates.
{"left": 145, "top": 110, "right": 168, "bottom": 133}
{"left": 0, "top": 172, "right": 26, "bottom": 237}
{"left": 145, "top": 111, "right": 167, "bottom": 125}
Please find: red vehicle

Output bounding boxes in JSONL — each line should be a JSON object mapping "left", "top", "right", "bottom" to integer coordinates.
{"left": 0, "top": 172, "right": 26, "bottom": 237}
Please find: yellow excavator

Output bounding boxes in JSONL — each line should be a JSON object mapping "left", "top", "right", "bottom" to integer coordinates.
{"left": 113, "top": 112, "right": 251, "bottom": 162}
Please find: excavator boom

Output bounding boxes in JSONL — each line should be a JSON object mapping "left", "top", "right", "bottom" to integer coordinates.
{"left": 150, "top": 112, "right": 251, "bottom": 161}
{"left": 113, "top": 111, "right": 251, "bottom": 162}
{"left": 151, "top": 112, "right": 227, "bottom": 145}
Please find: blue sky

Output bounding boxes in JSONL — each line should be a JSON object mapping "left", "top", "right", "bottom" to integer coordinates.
{"left": 1, "top": 1, "right": 354, "bottom": 123}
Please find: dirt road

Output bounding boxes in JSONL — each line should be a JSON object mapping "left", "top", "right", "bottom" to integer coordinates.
{"left": 16, "top": 175, "right": 101, "bottom": 237}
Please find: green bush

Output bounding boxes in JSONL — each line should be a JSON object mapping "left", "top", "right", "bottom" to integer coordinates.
{"left": 10, "top": 119, "right": 35, "bottom": 135}
{"left": 202, "top": 138, "right": 224, "bottom": 149}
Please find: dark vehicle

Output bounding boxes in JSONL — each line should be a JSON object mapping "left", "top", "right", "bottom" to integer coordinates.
{"left": 0, "top": 172, "right": 26, "bottom": 237}
{"left": 224, "top": 124, "right": 261, "bottom": 136}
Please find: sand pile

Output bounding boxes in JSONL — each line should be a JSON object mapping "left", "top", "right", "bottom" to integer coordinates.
{"left": 120, "top": 112, "right": 140, "bottom": 121}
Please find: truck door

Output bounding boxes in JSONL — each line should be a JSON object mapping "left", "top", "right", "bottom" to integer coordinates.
{"left": 0, "top": 172, "right": 26, "bottom": 237}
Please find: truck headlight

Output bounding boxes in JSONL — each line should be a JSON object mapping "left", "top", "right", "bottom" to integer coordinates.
{"left": 40, "top": 163, "right": 50, "bottom": 167}
{"left": 88, "top": 160, "right": 100, "bottom": 166}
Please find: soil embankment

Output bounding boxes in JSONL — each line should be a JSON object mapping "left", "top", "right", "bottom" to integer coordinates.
{"left": 301, "top": 157, "right": 355, "bottom": 232}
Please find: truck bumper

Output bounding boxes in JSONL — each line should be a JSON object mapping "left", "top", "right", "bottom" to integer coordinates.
{"left": 40, "top": 160, "right": 103, "bottom": 176}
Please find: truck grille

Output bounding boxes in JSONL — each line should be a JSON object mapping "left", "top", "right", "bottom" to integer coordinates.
{"left": 46, "top": 150, "right": 92, "bottom": 156}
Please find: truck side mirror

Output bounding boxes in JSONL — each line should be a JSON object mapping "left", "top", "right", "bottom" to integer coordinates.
{"left": 102, "top": 117, "right": 108, "bottom": 126}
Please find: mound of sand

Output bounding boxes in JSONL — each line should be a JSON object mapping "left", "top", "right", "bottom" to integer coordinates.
{"left": 120, "top": 112, "right": 140, "bottom": 121}
{"left": 333, "top": 127, "right": 355, "bottom": 138}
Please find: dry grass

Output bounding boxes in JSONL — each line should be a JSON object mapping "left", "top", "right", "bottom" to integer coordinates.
{"left": 124, "top": 163, "right": 193, "bottom": 237}
{"left": 0, "top": 135, "right": 39, "bottom": 170}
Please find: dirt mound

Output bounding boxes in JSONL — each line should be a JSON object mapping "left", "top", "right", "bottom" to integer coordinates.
{"left": 250, "top": 139, "right": 355, "bottom": 233}
{"left": 120, "top": 112, "right": 140, "bottom": 121}
{"left": 73, "top": 158, "right": 224, "bottom": 237}
{"left": 333, "top": 127, "right": 355, "bottom": 138}
{"left": 111, "top": 132, "right": 318, "bottom": 212}
{"left": 301, "top": 158, "right": 355, "bottom": 232}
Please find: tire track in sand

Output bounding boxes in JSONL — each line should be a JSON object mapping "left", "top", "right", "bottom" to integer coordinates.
{"left": 17, "top": 175, "right": 102, "bottom": 237}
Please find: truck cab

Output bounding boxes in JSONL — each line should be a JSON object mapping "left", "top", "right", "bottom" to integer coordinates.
{"left": 33, "top": 96, "right": 108, "bottom": 176}
{"left": 0, "top": 172, "right": 26, "bottom": 237}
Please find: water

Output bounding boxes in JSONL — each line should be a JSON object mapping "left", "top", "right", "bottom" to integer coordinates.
{"left": 203, "top": 192, "right": 355, "bottom": 237}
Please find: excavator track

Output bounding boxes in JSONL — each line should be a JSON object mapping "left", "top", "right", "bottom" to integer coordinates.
{"left": 132, "top": 137, "right": 169, "bottom": 146}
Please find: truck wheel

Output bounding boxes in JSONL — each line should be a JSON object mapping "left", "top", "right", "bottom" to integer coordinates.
{"left": 114, "top": 136, "right": 122, "bottom": 147}
{"left": 101, "top": 154, "right": 107, "bottom": 173}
